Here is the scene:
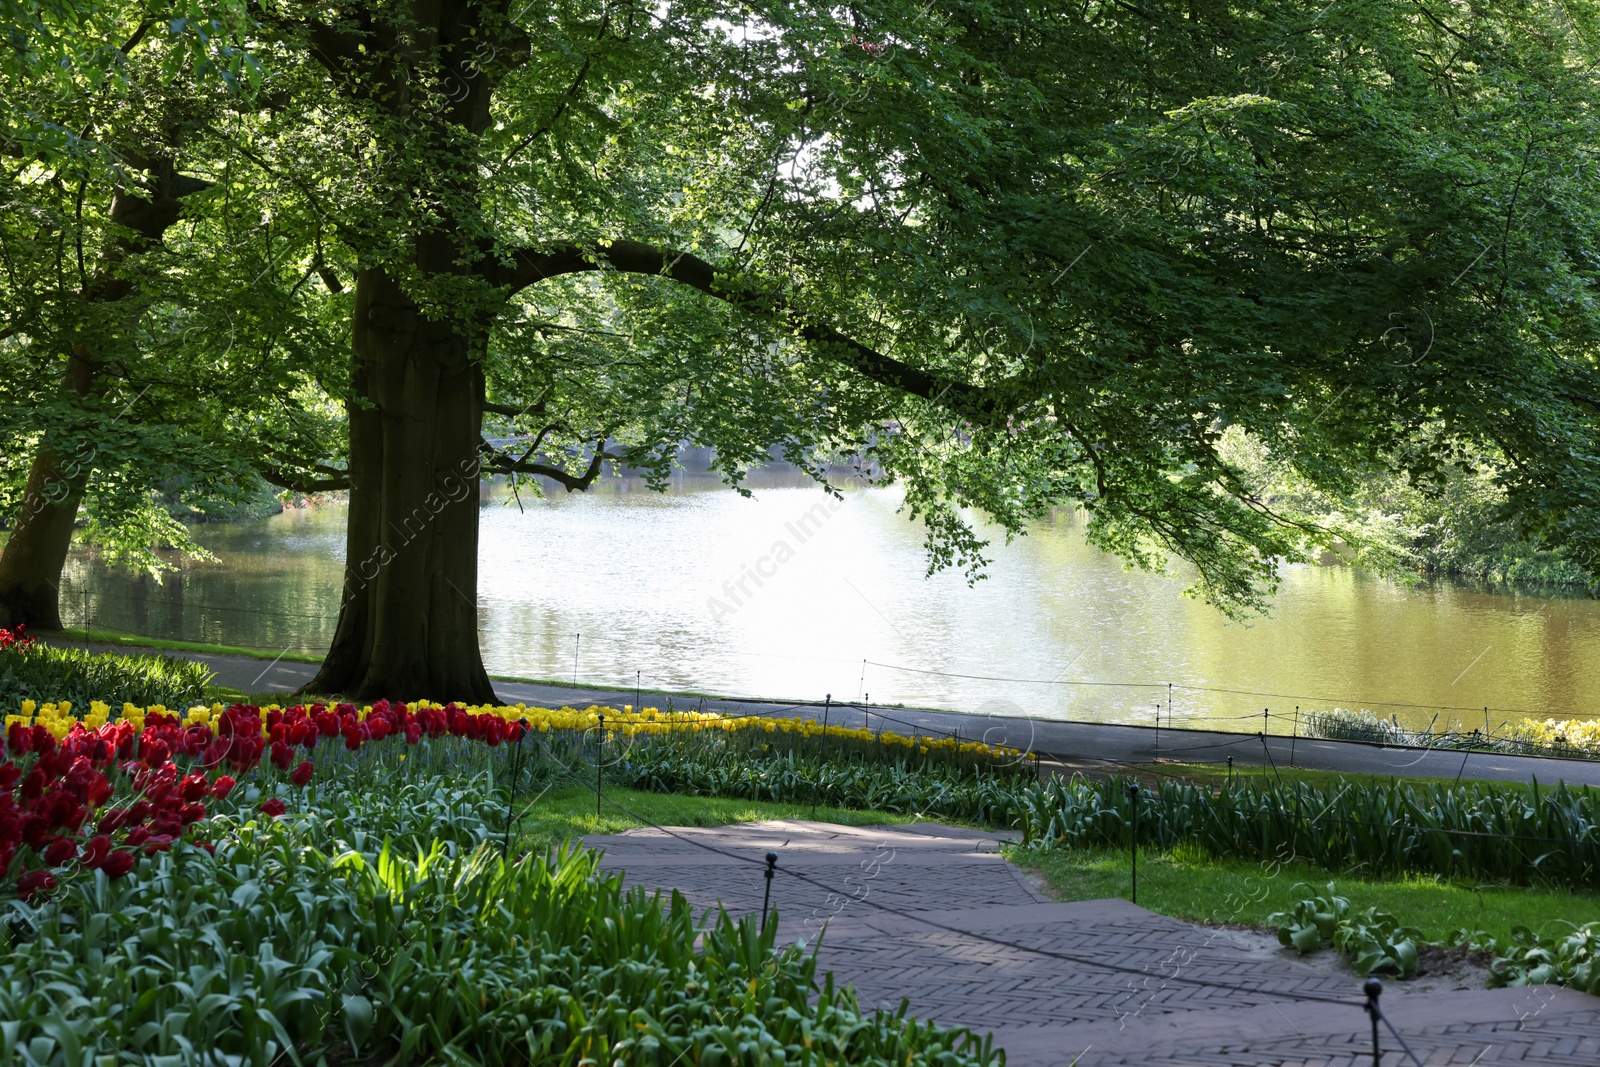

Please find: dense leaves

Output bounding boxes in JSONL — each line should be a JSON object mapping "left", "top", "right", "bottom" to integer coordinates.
{"left": 1268, "top": 882, "right": 1421, "bottom": 977}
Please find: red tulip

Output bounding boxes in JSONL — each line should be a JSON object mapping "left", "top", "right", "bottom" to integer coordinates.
{"left": 290, "top": 761, "right": 314, "bottom": 788}
{"left": 259, "top": 798, "right": 287, "bottom": 817}
{"left": 211, "top": 775, "right": 237, "bottom": 800}
{"left": 100, "top": 850, "right": 135, "bottom": 878}
{"left": 42, "top": 836, "right": 75, "bottom": 866}
{"left": 16, "top": 868, "right": 56, "bottom": 903}
{"left": 179, "top": 774, "right": 209, "bottom": 804}
{"left": 81, "top": 834, "right": 111, "bottom": 868}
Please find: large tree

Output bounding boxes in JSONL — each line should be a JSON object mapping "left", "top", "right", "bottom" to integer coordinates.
{"left": 14, "top": 0, "right": 1600, "bottom": 700}
{"left": 245, "top": 0, "right": 1600, "bottom": 701}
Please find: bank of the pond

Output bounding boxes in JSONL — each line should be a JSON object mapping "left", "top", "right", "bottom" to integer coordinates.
{"left": 44, "top": 633, "right": 1600, "bottom": 788}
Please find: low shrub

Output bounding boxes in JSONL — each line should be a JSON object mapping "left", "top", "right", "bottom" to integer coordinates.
{"left": 1490, "top": 922, "right": 1600, "bottom": 993}
{"left": 0, "top": 627, "right": 213, "bottom": 711}
{"left": 1268, "top": 883, "right": 1421, "bottom": 977}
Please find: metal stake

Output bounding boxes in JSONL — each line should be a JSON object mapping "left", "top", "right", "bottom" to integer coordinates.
{"left": 812, "top": 694, "right": 830, "bottom": 819}
{"left": 1290, "top": 706, "right": 1299, "bottom": 767}
{"left": 573, "top": 633, "right": 581, "bottom": 685}
{"left": 595, "top": 713, "right": 604, "bottom": 819}
{"left": 761, "top": 851, "right": 778, "bottom": 933}
{"left": 1227, "top": 755, "right": 1233, "bottom": 787}
{"left": 1364, "top": 977, "right": 1383, "bottom": 1066}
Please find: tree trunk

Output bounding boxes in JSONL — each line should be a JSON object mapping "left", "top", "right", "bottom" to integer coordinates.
{"left": 0, "top": 164, "right": 201, "bottom": 630}
{"left": 0, "top": 441, "right": 86, "bottom": 629}
{"left": 0, "top": 347, "right": 98, "bottom": 629}
{"left": 305, "top": 267, "right": 497, "bottom": 703}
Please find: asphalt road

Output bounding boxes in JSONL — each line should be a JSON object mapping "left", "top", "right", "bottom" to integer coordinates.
{"left": 70, "top": 641, "right": 1600, "bottom": 787}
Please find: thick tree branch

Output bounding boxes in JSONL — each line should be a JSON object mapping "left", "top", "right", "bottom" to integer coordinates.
{"left": 489, "top": 241, "right": 995, "bottom": 418}
{"left": 478, "top": 437, "right": 617, "bottom": 491}
{"left": 257, "top": 465, "right": 350, "bottom": 493}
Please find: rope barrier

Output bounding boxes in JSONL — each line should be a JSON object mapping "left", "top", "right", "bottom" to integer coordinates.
{"left": 582, "top": 780, "right": 1369, "bottom": 1009}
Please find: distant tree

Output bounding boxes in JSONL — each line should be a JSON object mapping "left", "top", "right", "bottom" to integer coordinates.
{"left": 0, "top": 5, "right": 344, "bottom": 627}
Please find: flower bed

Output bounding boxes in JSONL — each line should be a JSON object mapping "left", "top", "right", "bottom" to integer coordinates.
{"left": 1302, "top": 706, "right": 1600, "bottom": 760}
{"left": 2, "top": 696, "right": 1019, "bottom": 896}
{"left": 0, "top": 691, "right": 1006, "bottom": 1065}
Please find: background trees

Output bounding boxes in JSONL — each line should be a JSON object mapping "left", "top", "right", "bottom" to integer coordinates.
{"left": 0, "top": 2, "right": 345, "bottom": 626}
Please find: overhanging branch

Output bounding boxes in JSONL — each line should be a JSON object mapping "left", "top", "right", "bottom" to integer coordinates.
{"left": 479, "top": 436, "right": 617, "bottom": 491}
{"left": 488, "top": 241, "right": 996, "bottom": 418}
{"left": 257, "top": 465, "right": 350, "bottom": 493}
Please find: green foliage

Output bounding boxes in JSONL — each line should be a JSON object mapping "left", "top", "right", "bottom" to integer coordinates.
{"left": 1218, "top": 428, "right": 1596, "bottom": 592}
{"left": 1303, "top": 708, "right": 1600, "bottom": 760}
{"left": 606, "top": 730, "right": 1600, "bottom": 892}
{"left": 1490, "top": 923, "right": 1600, "bottom": 993}
{"left": 1268, "top": 883, "right": 1420, "bottom": 977}
{"left": 0, "top": 766, "right": 998, "bottom": 1066}
{"left": 1013, "top": 774, "right": 1600, "bottom": 892}
{"left": 0, "top": 641, "right": 213, "bottom": 710}
{"left": 616, "top": 729, "right": 1033, "bottom": 827}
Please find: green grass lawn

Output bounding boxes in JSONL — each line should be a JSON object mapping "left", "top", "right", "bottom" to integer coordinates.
{"left": 511, "top": 783, "right": 905, "bottom": 855}
{"left": 1011, "top": 842, "right": 1600, "bottom": 947}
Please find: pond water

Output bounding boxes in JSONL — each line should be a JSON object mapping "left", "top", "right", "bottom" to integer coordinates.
{"left": 59, "top": 473, "right": 1600, "bottom": 731}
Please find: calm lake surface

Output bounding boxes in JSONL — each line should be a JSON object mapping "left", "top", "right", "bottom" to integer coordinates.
{"left": 60, "top": 473, "right": 1600, "bottom": 731}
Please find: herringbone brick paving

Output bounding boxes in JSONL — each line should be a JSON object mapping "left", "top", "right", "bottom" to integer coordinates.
{"left": 585, "top": 820, "right": 1600, "bottom": 1066}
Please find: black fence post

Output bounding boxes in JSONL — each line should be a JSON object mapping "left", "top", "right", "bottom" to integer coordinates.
{"left": 762, "top": 851, "right": 778, "bottom": 933}
{"left": 596, "top": 713, "right": 604, "bottom": 819}
{"left": 1364, "top": 977, "right": 1382, "bottom": 1066}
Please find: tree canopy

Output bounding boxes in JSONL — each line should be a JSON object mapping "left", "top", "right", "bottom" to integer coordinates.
{"left": 3, "top": 0, "right": 1598, "bottom": 698}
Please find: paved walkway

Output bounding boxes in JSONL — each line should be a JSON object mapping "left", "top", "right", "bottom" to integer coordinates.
{"left": 584, "top": 820, "right": 1600, "bottom": 1066}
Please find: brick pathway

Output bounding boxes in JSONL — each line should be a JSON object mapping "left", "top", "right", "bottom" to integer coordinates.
{"left": 584, "top": 820, "right": 1600, "bottom": 1066}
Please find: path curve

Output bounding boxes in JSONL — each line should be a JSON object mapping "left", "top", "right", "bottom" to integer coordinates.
{"left": 584, "top": 819, "right": 1600, "bottom": 1067}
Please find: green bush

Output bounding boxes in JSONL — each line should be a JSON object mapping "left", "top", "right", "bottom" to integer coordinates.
{"left": 0, "top": 640, "right": 214, "bottom": 711}
{"left": 1490, "top": 923, "right": 1600, "bottom": 993}
{"left": 1268, "top": 883, "right": 1420, "bottom": 977}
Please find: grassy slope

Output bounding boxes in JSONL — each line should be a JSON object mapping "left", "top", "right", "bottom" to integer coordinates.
{"left": 512, "top": 784, "right": 902, "bottom": 855}
{"left": 1012, "top": 844, "right": 1598, "bottom": 948}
